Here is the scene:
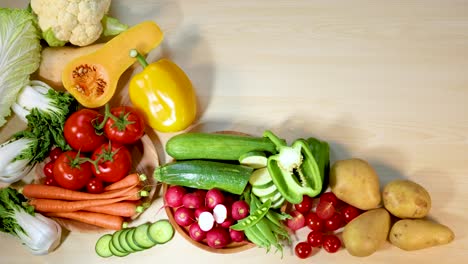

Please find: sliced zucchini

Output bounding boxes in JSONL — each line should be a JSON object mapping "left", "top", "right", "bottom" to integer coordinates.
{"left": 239, "top": 151, "right": 268, "bottom": 169}
{"left": 252, "top": 183, "right": 278, "bottom": 198}
{"left": 260, "top": 191, "right": 282, "bottom": 204}
{"left": 126, "top": 228, "right": 145, "bottom": 251}
{"left": 148, "top": 219, "right": 175, "bottom": 244}
{"left": 118, "top": 229, "right": 134, "bottom": 253}
{"left": 111, "top": 230, "right": 126, "bottom": 253}
{"left": 271, "top": 196, "right": 286, "bottom": 209}
{"left": 249, "top": 167, "right": 273, "bottom": 187}
{"left": 109, "top": 239, "right": 129, "bottom": 257}
{"left": 133, "top": 223, "right": 156, "bottom": 248}
{"left": 95, "top": 234, "right": 113, "bottom": 258}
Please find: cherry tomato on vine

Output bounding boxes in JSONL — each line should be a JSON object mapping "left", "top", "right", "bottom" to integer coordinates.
{"left": 295, "top": 242, "right": 312, "bottom": 259}
{"left": 43, "top": 160, "right": 55, "bottom": 178}
{"left": 64, "top": 109, "right": 106, "bottom": 152}
{"left": 86, "top": 178, "right": 104, "bottom": 194}
{"left": 294, "top": 195, "right": 314, "bottom": 214}
{"left": 305, "top": 211, "right": 324, "bottom": 232}
{"left": 100, "top": 105, "right": 146, "bottom": 145}
{"left": 325, "top": 212, "right": 344, "bottom": 231}
{"left": 53, "top": 151, "right": 93, "bottom": 190}
{"left": 341, "top": 204, "right": 361, "bottom": 223}
{"left": 49, "top": 147, "right": 63, "bottom": 161}
{"left": 307, "top": 230, "right": 323, "bottom": 247}
{"left": 90, "top": 142, "right": 132, "bottom": 183}
{"left": 322, "top": 234, "right": 341, "bottom": 253}
{"left": 319, "top": 192, "right": 341, "bottom": 207}
{"left": 44, "top": 176, "right": 58, "bottom": 186}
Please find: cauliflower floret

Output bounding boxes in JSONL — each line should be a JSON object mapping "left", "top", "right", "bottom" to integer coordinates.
{"left": 31, "top": 0, "right": 113, "bottom": 46}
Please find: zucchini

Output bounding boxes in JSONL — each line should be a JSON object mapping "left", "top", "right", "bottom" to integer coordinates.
{"left": 239, "top": 151, "right": 268, "bottom": 168}
{"left": 166, "top": 132, "right": 276, "bottom": 161}
{"left": 148, "top": 219, "right": 175, "bottom": 244}
{"left": 154, "top": 160, "right": 253, "bottom": 195}
{"left": 249, "top": 167, "right": 273, "bottom": 188}
{"left": 133, "top": 223, "right": 156, "bottom": 248}
{"left": 95, "top": 234, "right": 113, "bottom": 258}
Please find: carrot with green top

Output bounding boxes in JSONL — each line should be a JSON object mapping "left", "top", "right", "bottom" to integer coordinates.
{"left": 83, "top": 201, "right": 147, "bottom": 217}
{"left": 104, "top": 173, "right": 147, "bottom": 191}
{"left": 46, "top": 211, "right": 126, "bottom": 230}
{"left": 22, "top": 183, "right": 139, "bottom": 200}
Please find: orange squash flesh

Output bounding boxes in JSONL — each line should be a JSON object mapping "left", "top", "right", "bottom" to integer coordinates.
{"left": 62, "top": 21, "right": 164, "bottom": 108}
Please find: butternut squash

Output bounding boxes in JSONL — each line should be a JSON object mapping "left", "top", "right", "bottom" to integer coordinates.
{"left": 61, "top": 21, "right": 164, "bottom": 108}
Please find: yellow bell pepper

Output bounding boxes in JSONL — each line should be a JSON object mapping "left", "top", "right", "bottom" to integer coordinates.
{"left": 128, "top": 49, "right": 197, "bottom": 132}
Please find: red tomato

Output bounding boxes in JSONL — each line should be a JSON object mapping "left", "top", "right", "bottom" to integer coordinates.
{"left": 44, "top": 176, "right": 58, "bottom": 186}
{"left": 322, "top": 234, "right": 341, "bottom": 253}
{"left": 319, "top": 192, "right": 341, "bottom": 207}
{"left": 341, "top": 204, "right": 361, "bottom": 223}
{"left": 305, "top": 211, "right": 324, "bottom": 232}
{"left": 294, "top": 195, "right": 314, "bottom": 214}
{"left": 53, "top": 151, "right": 93, "bottom": 190}
{"left": 295, "top": 242, "right": 312, "bottom": 259}
{"left": 316, "top": 200, "right": 336, "bottom": 220}
{"left": 90, "top": 142, "right": 132, "bottom": 183}
{"left": 307, "top": 230, "right": 323, "bottom": 247}
{"left": 49, "top": 147, "right": 63, "bottom": 161}
{"left": 86, "top": 178, "right": 104, "bottom": 194}
{"left": 43, "top": 161, "right": 55, "bottom": 178}
{"left": 104, "top": 106, "right": 145, "bottom": 145}
{"left": 324, "top": 212, "right": 344, "bottom": 231}
{"left": 64, "top": 109, "right": 106, "bottom": 152}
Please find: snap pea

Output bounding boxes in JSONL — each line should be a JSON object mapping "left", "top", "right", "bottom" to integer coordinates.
{"left": 244, "top": 225, "right": 270, "bottom": 251}
{"left": 230, "top": 199, "right": 272, "bottom": 231}
{"left": 256, "top": 218, "right": 280, "bottom": 249}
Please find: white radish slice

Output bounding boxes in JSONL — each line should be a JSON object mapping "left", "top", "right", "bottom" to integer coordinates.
{"left": 198, "top": 211, "right": 215, "bottom": 231}
{"left": 213, "top": 204, "right": 228, "bottom": 224}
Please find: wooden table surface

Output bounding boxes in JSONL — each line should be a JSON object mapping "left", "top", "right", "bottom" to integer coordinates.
{"left": 1, "top": 0, "right": 467, "bottom": 263}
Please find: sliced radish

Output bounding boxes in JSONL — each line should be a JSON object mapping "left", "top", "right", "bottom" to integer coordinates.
{"left": 213, "top": 204, "right": 228, "bottom": 224}
{"left": 198, "top": 211, "right": 215, "bottom": 231}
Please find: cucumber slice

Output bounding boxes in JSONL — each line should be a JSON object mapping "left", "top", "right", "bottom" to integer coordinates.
{"left": 109, "top": 239, "right": 129, "bottom": 257}
{"left": 133, "top": 223, "right": 156, "bottom": 248}
{"left": 260, "top": 191, "right": 282, "bottom": 204}
{"left": 271, "top": 196, "right": 286, "bottom": 209}
{"left": 118, "top": 229, "right": 134, "bottom": 253}
{"left": 148, "top": 219, "right": 175, "bottom": 244}
{"left": 252, "top": 183, "right": 278, "bottom": 198}
{"left": 126, "top": 228, "right": 145, "bottom": 251}
{"left": 95, "top": 234, "right": 113, "bottom": 258}
{"left": 239, "top": 151, "right": 268, "bottom": 169}
{"left": 249, "top": 167, "right": 273, "bottom": 187}
{"left": 111, "top": 230, "right": 126, "bottom": 253}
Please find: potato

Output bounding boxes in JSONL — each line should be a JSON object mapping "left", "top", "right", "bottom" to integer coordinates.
{"left": 343, "top": 208, "right": 391, "bottom": 257}
{"left": 330, "top": 158, "right": 381, "bottom": 210}
{"left": 389, "top": 219, "right": 454, "bottom": 251}
{"left": 382, "top": 179, "right": 431, "bottom": 218}
{"left": 35, "top": 44, "right": 104, "bottom": 89}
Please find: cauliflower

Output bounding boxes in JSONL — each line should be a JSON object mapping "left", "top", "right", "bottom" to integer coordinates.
{"left": 30, "top": 0, "right": 128, "bottom": 47}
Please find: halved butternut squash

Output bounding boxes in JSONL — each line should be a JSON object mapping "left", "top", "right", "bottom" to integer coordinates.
{"left": 62, "top": 21, "right": 164, "bottom": 108}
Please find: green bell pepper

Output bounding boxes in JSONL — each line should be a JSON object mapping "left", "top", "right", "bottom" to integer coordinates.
{"left": 263, "top": 130, "right": 323, "bottom": 204}
{"left": 305, "top": 137, "right": 330, "bottom": 194}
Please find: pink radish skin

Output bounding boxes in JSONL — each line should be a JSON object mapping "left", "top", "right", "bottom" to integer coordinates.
{"left": 193, "top": 189, "right": 207, "bottom": 199}
{"left": 206, "top": 227, "right": 231, "bottom": 249}
{"left": 285, "top": 210, "right": 305, "bottom": 231}
{"left": 213, "top": 204, "right": 228, "bottom": 224}
{"left": 165, "top": 185, "right": 187, "bottom": 208}
{"left": 231, "top": 200, "right": 249, "bottom": 220}
{"left": 220, "top": 217, "right": 235, "bottom": 228}
{"left": 229, "top": 229, "right": 245, "bottom": 242}
{"left": 194, "top": 207, "right": 210, "bottom": 219}
{"left": 189, "top": 223, "right": 207, "bottom": 242}
{"left": 182, "top": 192, "right": 204, "bottom": 209}
{"left": 205, "top": 189, "right": 225, "bottom": 210}
{"left": 174, "top": 207, "right": 195, "bottom": 227}
{"left": 198, "top": 211, "right": 215, "bottom": 231}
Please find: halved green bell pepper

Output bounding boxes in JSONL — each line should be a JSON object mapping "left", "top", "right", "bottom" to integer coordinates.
{"left": 305, "top": 137, "right": 330, "bottom": 194}
{"left": 263, "top": 130, "right": 322, "bottom": 204}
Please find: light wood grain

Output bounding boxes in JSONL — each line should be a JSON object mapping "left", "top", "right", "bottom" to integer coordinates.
{"left": 1, "top": 0, "right": 468, "bottom": 263}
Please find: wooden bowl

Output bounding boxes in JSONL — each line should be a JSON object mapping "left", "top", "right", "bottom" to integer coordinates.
{"left": 34, "top": 134, "right": 159, "bottom": 233}
{"left": 162, "top": 183, "right": 255, "bottom": 254}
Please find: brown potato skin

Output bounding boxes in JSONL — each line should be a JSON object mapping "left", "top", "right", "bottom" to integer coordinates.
{"left": 343, "top": 208, "right": 391, "bottom": 257}
{"left": 389, "top": 219, "right": 455, "bottom": 251}
{"left": 330, "top": 158, "right": 381, "bottom": 210}
{"left": 383, "top": 179, "right": 431, "bottom": 218}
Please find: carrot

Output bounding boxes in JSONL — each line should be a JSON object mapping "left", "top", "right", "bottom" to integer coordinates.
{"left": 46, "top": 211, "right": 125, "bottom": 230}
{"left": 29, "top": 195, "right": 132, "bottom": 213}
{"left": 23, "top": 183, "right": 139, "bottom": 201}
{"left": 82, "top": 201, "right": 145, "bottom": 217}
{"left": 104, "top": 173, "right": 147, "bottom": 191}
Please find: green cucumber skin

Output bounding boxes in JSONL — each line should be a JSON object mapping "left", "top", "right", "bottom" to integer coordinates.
{"left": 166, "top": 133, "right": 276, "bottom": 161}
{"left": 154, "top": 160, "right": 253, "bottom": 195}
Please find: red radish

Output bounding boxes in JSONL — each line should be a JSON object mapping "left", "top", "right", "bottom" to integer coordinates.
{"left": 229, "top": 229, "right": 245, "bottom": 242}
{"left": 213, "top": 204, "right": 228, "bottom": 224}
{"left": 198, "top": 211, "right": 215, "bottom": 231}
{"left": 285, "top": 210, "right": 305, "bottom": 231}
{"left": 220, "top": 217, "right": 235, "bottom": 228}
{"left": 206, "top": 227, "right": 231, "bottom": 249}
{"left": 165, "top": 185, "right": 187, "bottom": 208}
{"left": 182, "top": 192, "right": 204, "bottom": 209}
{"left": 316, "top": 200, "right": 336, "bottom": 220}
{"left": 231, "top": 200, "right": 249, "bottom": 220}
{"left": 174, "top": 207, "right": 195, "bottom": 227}
{"left": 194, "top": 207, "right": 210, "bottom": 219}
{"left": 188, "top": 223, "right": 206, "bottom": 242}
{"left": 193, "top": 189, "right": 207, "bottom": 198}
{"left": 205, "top": 189, "right": 225, "bottom": 209}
